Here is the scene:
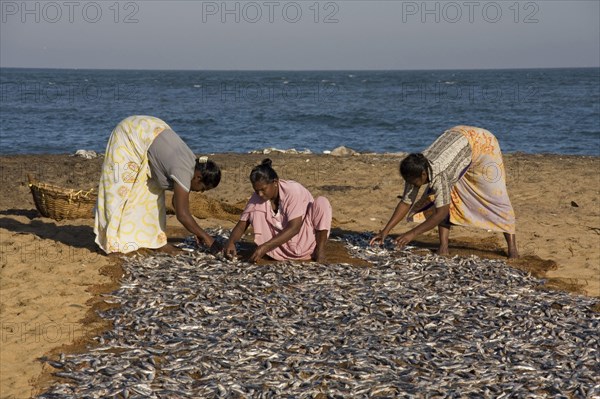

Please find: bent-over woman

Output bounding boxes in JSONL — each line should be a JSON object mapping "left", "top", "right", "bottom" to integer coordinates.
{"left": 94, "top": 115, "right": 221, "bottom": 254}
{"left": 224, "top": 159, "right": 332, "bottom": 262}
{"left": 370, "top": 125, "right": 518, "bottom": 258}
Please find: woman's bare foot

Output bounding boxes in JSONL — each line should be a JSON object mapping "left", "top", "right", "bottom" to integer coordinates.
{"left": 155, "top": 243, "right": 182, "bottom": 255}
{"left": 437, "top": 224, "right": 450, "bottom": 256}
{"left": 437, "top": 245, "right": 450, "bottom": 256}
{"left": 504, "top": 233, "right": 519, "bottom": 259}
{"left": 311, "top": 249, "right": 327, "bottom": 263}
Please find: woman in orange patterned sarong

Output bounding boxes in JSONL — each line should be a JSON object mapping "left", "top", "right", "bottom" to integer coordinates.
{"left": 370, "top": 126, "right": 518, "bottom": 258}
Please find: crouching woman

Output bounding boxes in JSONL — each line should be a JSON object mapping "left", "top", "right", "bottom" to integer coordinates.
{"left": 224, "top": 159, "right": 332, "bottom": 262}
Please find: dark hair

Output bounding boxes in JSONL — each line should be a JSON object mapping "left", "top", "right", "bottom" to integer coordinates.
{"left": 400, "top": 153, "right": 430, "bottom": 181}
{"left": 195, "top": 159, "right": 221, "bottom": 189}
{"left": 250, "top": 158, "right": 278, "bottom": 184}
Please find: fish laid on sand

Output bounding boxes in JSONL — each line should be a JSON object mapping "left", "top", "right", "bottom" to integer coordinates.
{"left": 38, "top": 232, "right": 600, "bottom": 398}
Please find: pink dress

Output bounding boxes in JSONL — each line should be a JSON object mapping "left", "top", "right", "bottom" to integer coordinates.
{"left": 240, "top": 180, "right": 332, "bottom": 260}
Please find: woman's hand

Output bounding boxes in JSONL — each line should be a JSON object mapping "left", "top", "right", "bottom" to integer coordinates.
{"left": 209, "top": 240, "right": 222, "bottom": 254}
{"left": 224, "top": 242, "right": 237, "bottom": 259}
{"left": 196, "top": 234, "right": 213, "bottom": 248}
{"left": 394, "top": 231, "right": 416, "bottom": 248}
{"left": 247, "top": 217, "right": 301, "bottom": 262}
{"left": 370, "top": 202, "right": 411, "bottom": 247}
{"left": 393, "top": 204, "right": 449, "bottom": 250}
{"left": 369, "top": 230, "right": 388, "bottom": 246}
{"left": 174, "top": 182, "right": 215, "bottom": 249}
{"left": 224, "top": 220, "right": 250, "bottom": 260}
{"left": 249, "top": 244, "right": 270, "bottom": 263}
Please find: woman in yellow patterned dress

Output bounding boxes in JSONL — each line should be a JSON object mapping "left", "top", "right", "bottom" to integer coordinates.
{"left": 370, "top": 126, "right": 518, "bottom": 258}
{"left": 94, "top": 115, "right": 221, "bottom": 254}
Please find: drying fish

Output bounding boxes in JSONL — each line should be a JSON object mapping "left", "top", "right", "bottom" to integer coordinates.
{"left": 38, "top": 231, "right": 600, "bottom": 398}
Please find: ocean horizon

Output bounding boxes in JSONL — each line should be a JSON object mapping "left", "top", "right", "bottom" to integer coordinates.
{"left": 1, "top": 67, "right": 598, "bottom": 156}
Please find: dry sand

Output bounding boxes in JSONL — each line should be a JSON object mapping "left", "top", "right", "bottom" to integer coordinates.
{"left": 1, "top": 152, "right": 598, "bottom": 398}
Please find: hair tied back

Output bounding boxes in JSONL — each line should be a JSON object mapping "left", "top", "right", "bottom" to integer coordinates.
{"left": 250, "top": 158, "right": 278, "bottom": 184}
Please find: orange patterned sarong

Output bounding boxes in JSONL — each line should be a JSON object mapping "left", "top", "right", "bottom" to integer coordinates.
{"left": 409, "top": 126, "right": 516, "bottom": 234}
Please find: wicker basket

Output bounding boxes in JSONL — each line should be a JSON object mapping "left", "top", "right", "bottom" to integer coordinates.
{"left": 27, "top": 174, "right": 97, "bottom": 220}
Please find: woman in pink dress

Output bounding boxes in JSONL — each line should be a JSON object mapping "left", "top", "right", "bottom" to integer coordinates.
{"left": 224, "top": 159, "right": 332, "bottom": 262}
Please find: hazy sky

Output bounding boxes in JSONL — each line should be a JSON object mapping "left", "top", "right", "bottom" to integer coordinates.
{"left": 1, "top": 0, "right": 599, "bottom": 70}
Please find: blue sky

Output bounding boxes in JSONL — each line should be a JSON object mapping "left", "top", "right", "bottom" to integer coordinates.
{"left": 1, "top": 1, "right": 599, "bottom": 70}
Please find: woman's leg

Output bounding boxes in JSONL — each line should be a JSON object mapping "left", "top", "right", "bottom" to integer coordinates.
{"left": 310, "top": 197, "right": 332, "bottom": 262}
{"left": 504, "top": 233, "right": 518, "bottom": 259}
{"left": 438, "top": 223, "right": 451, "bottom": 255}
{"left": 313, "top": 230, "right": 329, "bottom": 262}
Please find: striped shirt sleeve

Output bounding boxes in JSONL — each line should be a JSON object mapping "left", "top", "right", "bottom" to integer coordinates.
{"left": 430, "top": 170, "right": 453, "bottom": 208}
{"left": 423, "top": 129, "right": 472, "bottom": 208}
{"left": 401, "top": 182, "right": 420, "bottom": 205}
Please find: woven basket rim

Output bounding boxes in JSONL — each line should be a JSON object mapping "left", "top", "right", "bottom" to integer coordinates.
{"left": 27, "top": 174, "right": 97, "bottom": 200}
{"left": 27, "top": 174, "right": 97, "bottom": 220}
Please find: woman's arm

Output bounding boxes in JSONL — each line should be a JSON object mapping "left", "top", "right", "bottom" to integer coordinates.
{"left": 249, "top": 216, "right": 303, "bottom": 262}
{"left": 395, "top": 204, "right": 450, "bottom": 247}
{"left": 369, "top": 201, "right": 412, "bottom": 246}
{"left": 172, "top": 182, "right": 214, "bottom": 247}
{"left": 224, "top": 219, "right": 250, "bottom": 258}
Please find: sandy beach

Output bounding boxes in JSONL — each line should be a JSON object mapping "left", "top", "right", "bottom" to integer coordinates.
{"left": 1, "top": 152, "right": 599, "bottom": 398}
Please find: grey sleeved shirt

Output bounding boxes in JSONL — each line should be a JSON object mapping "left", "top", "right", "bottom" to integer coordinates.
{"left": 147, "top": 129, "right": 196, "bottom": 192}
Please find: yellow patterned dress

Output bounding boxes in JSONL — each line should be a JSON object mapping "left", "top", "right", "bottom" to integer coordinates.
{"left": 94, "top": 116, "right": 171, "bottom": 254}
{"left": 409, "top": 126, "right": 516, "bottom": 234}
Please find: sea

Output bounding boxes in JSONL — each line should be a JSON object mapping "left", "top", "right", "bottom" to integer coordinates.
{"left": 0, "top": 67, "right": 598, "bottom": 156}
